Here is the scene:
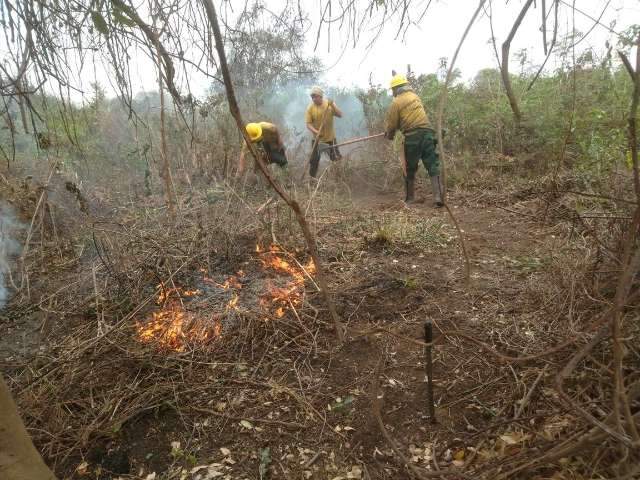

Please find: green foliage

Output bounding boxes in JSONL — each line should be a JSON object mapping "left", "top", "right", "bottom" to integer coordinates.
{"left": 0, "top": 26, "right": 634, "bottom": 198}
{"left": 112, "top": 4, "right": 136, "bottom": 27}
{"left": 402, "top": 58, "right": 633, "bottom": 175}
{"left": 356, "top": 82, "right": 391, "bottom": 133}
{"left": 91, "top": 11, "right": 109, "bottom": 35}
{"left": 259, "top": 447, "right": 271, "bottom": 479}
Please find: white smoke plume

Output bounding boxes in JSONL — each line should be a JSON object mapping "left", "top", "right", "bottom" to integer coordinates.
{"left": 259, "top": 82, "right": 369, "bottom": 160}
{"left": 0, "top": 202, "right": 22, "bottom": 309}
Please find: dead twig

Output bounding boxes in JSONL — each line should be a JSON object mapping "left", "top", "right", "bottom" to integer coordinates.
{"left": 514, "top": 365, "right": 548, "bottom": 419}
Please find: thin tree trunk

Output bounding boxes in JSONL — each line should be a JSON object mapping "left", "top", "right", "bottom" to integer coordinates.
{"left": 157, "top": 46, "right": 176, "bottom": 218}
{"left": 618, "top": 34, "right": 640, "bottom": 202}
{"left": 501, "top": 0, "right": 534, "bottom": 128}
{"left": 17, "top": 82, "right": 29, "bottom": 134}
{"left": 541, "top": 0, "right": 547, "bottom": 55}
{"left": 435, "top": 0, "right": 484, "bottom": 284}
{"left": 111, "top": 0, "right": 180, "bottom": 102}
{"left": 613, "top": 34, "right": 640, "bottom": 444}
{"left": 436, "top": 0, "right": 485, "bottom": 202}
{"left": 526, "top": 0, "right": 559, "bottom": 92}
{"left": 199, "top": 0, "right": 344, "bottom": 342}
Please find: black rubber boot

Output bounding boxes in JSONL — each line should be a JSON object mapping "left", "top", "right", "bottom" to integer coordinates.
{"left": 405, "top": 178, "right": 415, "bottom": 204}
{"left": 431, "top": 175, "right": 444, "bottom": 207}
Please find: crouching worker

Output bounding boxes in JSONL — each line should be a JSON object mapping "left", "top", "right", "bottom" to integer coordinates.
{"left": 385, "top": 74, "right": 443, "bottom": 207}
{"left": 237, "top": 122, "right": 288, "bottom": 177}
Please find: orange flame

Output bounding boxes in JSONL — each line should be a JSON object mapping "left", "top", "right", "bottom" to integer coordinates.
{"left": 136, "top": 245, "right": 315, "bottom": 350}
{"left": 256, "top": 244, "right": 315, "bottom": 319}
{"left": 136, "top": 280, "right": 235, "bottom": 352}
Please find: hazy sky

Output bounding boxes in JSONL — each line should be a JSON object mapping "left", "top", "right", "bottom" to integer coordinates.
{"left": 307, "top": 0, "right": 638, "bottom": 88}
{"left": 120, "top": 0, "right": 638, "bottom": 100}
{"left": 2, "top": 1, "right": 636, "bottom": 103}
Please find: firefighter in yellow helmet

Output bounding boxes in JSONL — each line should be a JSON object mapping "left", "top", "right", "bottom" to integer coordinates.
{"left": 305, "top": 86, "right": 343, "bottom": 178}
{"left": 237, "top": 122, "right": 288, "bottom": 176}
{"left": 385, "top": 74, "right": 443, "bottom": 206}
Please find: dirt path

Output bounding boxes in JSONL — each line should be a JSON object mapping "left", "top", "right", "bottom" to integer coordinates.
{"left": 270, "top": 188, "right": 570, "bottom": 478}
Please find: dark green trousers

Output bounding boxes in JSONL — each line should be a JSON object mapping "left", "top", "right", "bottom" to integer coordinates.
{"left": 403, "top": 128, "right": 439, "bottom": 179}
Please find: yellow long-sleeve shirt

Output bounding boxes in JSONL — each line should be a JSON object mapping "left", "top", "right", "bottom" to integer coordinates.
{"left": 385, "top": 89, "right": 430, "bottom": 138}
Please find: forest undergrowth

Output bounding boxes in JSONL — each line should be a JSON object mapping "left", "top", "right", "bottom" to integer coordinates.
{"left": 1, "top": 153, "right": 638, "bottom": 480}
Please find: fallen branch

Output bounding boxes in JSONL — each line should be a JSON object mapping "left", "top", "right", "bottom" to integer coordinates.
{"left": 189, "top": 406, "right": 306, "bottom": 429}
{"left": 514, "top": 365, "right": 548, "bottom": 419}
{"left": 554, "top": 327, "right": 634, "bottom": 447}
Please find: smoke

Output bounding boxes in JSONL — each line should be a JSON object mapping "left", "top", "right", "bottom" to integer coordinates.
{"left": 0, "top": 203, "right": 22, "bottom": 310}
{"left": 259, "top": 82, "right": 369, "bottom": 161}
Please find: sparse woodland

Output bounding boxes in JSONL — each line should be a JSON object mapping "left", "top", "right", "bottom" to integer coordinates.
{"left": 0, "top": 1, "right": 639, "bottom": 479}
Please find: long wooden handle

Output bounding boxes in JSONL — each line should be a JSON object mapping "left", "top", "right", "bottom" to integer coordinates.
{"left": 399, "top": 137, "right": 407, "bottom": 177}
{"left": 310, "top": 106, "right": 331, "bottom": 153}
{"left": 299, "top": 106, "right": 332, "bottom": 181}
{"left": 327, "top": 132, "right": 385, "bottom": 149}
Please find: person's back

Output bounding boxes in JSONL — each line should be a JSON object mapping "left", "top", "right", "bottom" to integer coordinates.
{"left": 237, "top": 122, "right": 288, "bottom": 177}
{"left": 386, "top": 87, "right": 430, "bottom": 135}
{"left": 255, "top": 122, "right": 280, "bottom": 148}
{"left": 384, "top": 75, "right": 443, "bottom": 206}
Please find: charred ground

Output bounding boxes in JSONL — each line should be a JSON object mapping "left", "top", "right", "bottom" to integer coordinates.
{"left": 1, "top": 156, "right": 637, "bottom": 480}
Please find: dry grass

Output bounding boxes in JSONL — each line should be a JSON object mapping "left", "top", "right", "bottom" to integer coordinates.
{"left": 1, "top": 159, "right": 639, "bottom": 479}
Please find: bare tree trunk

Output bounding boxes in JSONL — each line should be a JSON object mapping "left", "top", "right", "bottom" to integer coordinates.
{"left": 157, "top": 47, "right": 176, "bottom": 218}
{"left": 501, "top": 0, "right": 534, "bottom": 128}
{"left": 526, "top": 0, "right": 559, "bottom": 92}
{"left": 0, "top": 375, "right": 58, "bottom": 480}
{"left": 435, "top": 0, "right": 485, "bottom": 284}
{"left": 611, "top": 32, "right": 640, "bottom": 448}
{"left": 436, "top": 0, "right": 485, "bottom": 203}
{"left": 17, "top": 83, "right": 30, "bottom": 134}
{"left": 541, "top": 0, "right": 547, "bottom": 55}
{"left": 618, "top": 34, "right": 640, "bottom": 201}
{"left": 199, "top": 0, "right": 344, "bottom": 342}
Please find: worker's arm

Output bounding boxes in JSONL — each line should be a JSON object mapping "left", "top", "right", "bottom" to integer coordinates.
{"left": 384, "top": 101, "right": 399, "bottom": 139}
{"left": 306, "top": 123, "right": 319, "bottom": 136}
{"left": 328, "top": 99, "right": 343, "bottom": 118}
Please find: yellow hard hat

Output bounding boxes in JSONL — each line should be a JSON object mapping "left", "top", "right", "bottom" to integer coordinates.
{"left": 246, "top": 123, "right": 263, "bottom": 142}
{"left": 390, "top": 74, "right": 408, "bottom": 89}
